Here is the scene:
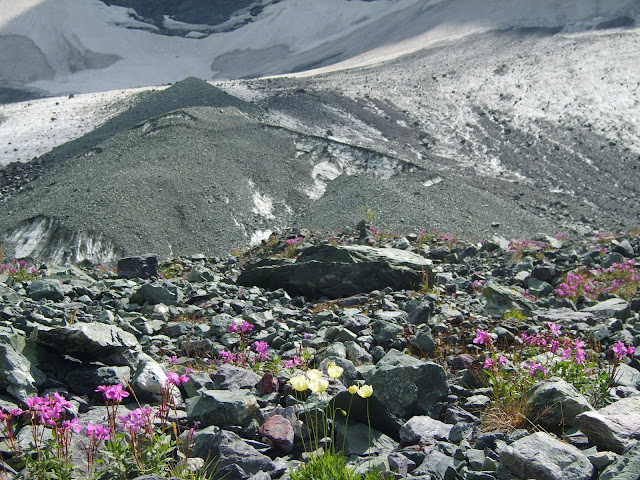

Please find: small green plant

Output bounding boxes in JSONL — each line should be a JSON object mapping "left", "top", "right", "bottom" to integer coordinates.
{"left": 504, "top": 309, "right": 528, "bottom": 321}
{"left": 507, "top": 239, "right": 551, "bottom": 261}
{"left": 291, "top": 452, "right": 357, "bottom": 480}
{"left": 364, "top": 205, "right": 377, "bottom": 225}
{"left": 158, "top": 259, "right": 185, "bottom": 279}
{"left": 285, "top": 237, "right": 305, "bottom": 258}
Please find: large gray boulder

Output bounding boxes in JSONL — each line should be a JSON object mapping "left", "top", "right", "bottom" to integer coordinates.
{"left": 65, "top": 365, "right": 131, "bottom": 396}
{"left": 582, "top": 297, "right": 632, "bottom": 319}
{"left": 191, "top": 427, "right": 280, "bottom": 480}
{"left": 0, "top": 344, "right": 43, "bottom": 404}
{"left": 237, "top": 244, "right": 433, "bottom": 299}
{"left": 599, "top": 443, "right": 640, "bottom": 480}
{"left": 334, "top": 418, "right": 398, "bottom": 456}
{"left": 186, "top": 389, "right": 262, "bottom": 430}
{"left": 399, "top": 415, "right": 452, "bottom": 445}
{"left": 365, "top": 349, "right": 448, "bottom": 420}
{"left": 483, "top": 282, "right": 536, "bottom": 316}
{"left": 526, "top": 378, "right": 594, "bottom": 428}
{"left": 500, "top": 432, "right": 594, "bottom": 480}
{"left": 577, "top": 396, "right": 640, "bottom": 453}
{"left": 27, "top": 279, "right": 66, "bottom": 301}
{"left": 131, "top": 282, "right": 183, "bottom": 305}
{"left": 117, "top": 254, "right": 158, "bottom": 279}
{"left": 34, "top": 323, "right": 140, "bottom": 366}
{"left": 211, "top": 364, "right": 261, "bottom": 390}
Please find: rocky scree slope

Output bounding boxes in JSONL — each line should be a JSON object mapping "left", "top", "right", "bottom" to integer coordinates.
{"left": 1, "top": 226, "right": 640, "bottom": 479}
{"left": 0, "top": 78, "right": 559, "bottom": 265}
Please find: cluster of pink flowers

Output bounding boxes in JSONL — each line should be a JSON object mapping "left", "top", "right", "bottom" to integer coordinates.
{"left": 613, "top": 340, "right": 636, "bottom": 360}
{"left": 473, "top": 329, "right": 492, "bottom": 348}
{"left": 118, "top": 407, "right": 154, "bottom": 434}
{"left": 253, "top": 341, "right": 269, "bottom": 361}
{"left": 166, "top": 371, "right": 190, "bottom": 386}
{"left": 471, "top": 279, "right": 486, "bottom": 293}
{"left": 228, "top": 319, "right": 254, "bottom": 334}
{"left": 524, "top": 360, "right": 548, "bottom": 376}
{"left": 85, "top": 422, "right": 110, "bottom": 441}
{"left": 507, "top": 239, "right": 549, "bottom": 258}
{"left": 26, "top": 391, "right": 73, "bottom": 427}
{"left": 95, "top": 383, "right": 130, "bottom": 402}
{"left": 283, "top": 357, "right": 303, "bottom": 369}
{"left": 555, "top": 260, "right": 639, "bottom": 300}
{"left": 286, "top": 237, "right": 304, "bottom": 245}
{"left": 0, "top": 259, "right": 38, "bottom": 277}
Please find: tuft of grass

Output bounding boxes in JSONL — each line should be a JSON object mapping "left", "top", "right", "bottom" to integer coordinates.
{"left": 291, "top": 452, "right": 387, "bottom": 480}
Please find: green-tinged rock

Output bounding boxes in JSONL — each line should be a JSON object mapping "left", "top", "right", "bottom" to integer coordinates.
{"left": 65, "top": 365, "right": 131, "bottom": 396}
{"left": 34, "top": 323, "right": 140, "bottom": 366}
{"left": 483, "top": 282, "right": 536, "bottom": 316}
{"left": 27, "top": 279, "right": 66, "bottom": 301}
{"left": 411, "top": 324, "right": 435, "bottom": 355}
{"left": 237, "top": 244, "right": 433, "bottom": 299}
{"left": 500, "top": 432, "right": 594, "bottom": 480}
{"left": 0, "top": 344, "right": 43, "bottom": 404}
{"left": 577, "top": 396, "right": 640, "bottom": 453}
{"left": 191, "top": 427, "right": 280, "bottom": 478}
{"left": 599, "top": 444, "right": 640, "bottom": 480}
{"left": 372, "top": 319, "right": 403, "bottom": 349}
{"left": 365, "top": 349, "right": 448, "bottom": 420}
{"left": 334, "top": 418, "right": 398, "bottom": 456}
{"left": 131, "top": 282, "right": 183, "bottom": 305}
{"left": 527, "top": 378, "right": 594, "bottom": 428}
{"left": 186, "top": 389, "right": 262, "bottom": 429}
{"left": 582, "top": 297, "right": 631, "bottom": 319}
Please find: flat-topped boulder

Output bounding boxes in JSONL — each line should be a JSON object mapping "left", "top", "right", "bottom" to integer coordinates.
{"left": 237, "top": 244, "right": 432, "bottom": 299}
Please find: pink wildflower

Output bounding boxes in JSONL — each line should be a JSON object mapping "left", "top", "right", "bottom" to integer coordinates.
{"left": 548, "top": 322, "right": 561, "bottom": 337}
{"left": 473, "top": 329, "right": 490, "bottom": 346}
{"left": 253, "top": 341, "right": 269, "bottom": 360}
{"left": 613, "top": 341, "right": 636, "bottom": 360}
{"left": 166, "top": 371, "right": 190, "bottom": 386}
{"left": 86, "top": 423, "right": 110, "bottom": 441}
{"left": 525, "top": 360, "right": 548, "bottom": 377}
{"left": 239, "top": 320, "right": 254, "bottom": 333}
{"left": 574, "top": 348, "right": 586, "bottom": 365}
{"left": 95, "top": 384, "right": 130, "bottom": 402}
{"left": 483, "top": 358, "right": 495, "bottom": 369}
{"left": 168, "top": 355, "right": 178, "bottom": 364}
{"left": 62, "top": 417, "right": 83, "bottom": 434}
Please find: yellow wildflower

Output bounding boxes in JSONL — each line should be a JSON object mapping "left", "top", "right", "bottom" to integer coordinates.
{"left": 327, "top": 363, "right": 344, "bottom": 379}
{"left": 290, "top": 375, "right": 309, "bottom": 392}
{"left": 357, "top": 384, "right": 373, "bottom": 398}
{"left": 306, "top": 369, "right": 323, "bottom": 381}
{"left": 308, "top": 378, "right": 329, "bottom": 393}
{"left": 348, "top": 385, "right": 359, "bottom": 395}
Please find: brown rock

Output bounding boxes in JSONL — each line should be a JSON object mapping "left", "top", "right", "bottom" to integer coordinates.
{"left": 258, "top": 414, "right": 295, "bottom": 453}
{"left": 256, "top": 372, "right": 279, "bottom": 395}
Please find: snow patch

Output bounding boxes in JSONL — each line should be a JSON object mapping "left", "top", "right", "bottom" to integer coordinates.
{"left": 250, "top": 229, "right": 273, "bottom": 245}
{"left": 423, "top": 176, "right": 443, "bottom": 188}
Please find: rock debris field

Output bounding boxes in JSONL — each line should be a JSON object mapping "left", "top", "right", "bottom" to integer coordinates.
{"left": 1, "top": 224, "right": 640, "bottom": 480}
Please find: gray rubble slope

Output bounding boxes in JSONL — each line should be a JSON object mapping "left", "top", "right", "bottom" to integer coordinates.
{"left": 0, "top": 79, "right": 559, "bottom": 263}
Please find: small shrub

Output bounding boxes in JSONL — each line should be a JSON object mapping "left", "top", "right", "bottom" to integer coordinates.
{"left": 0, "top": 259, "right": 39, "bottom": 282}
{"left": 472, "top": 323, "right": 635, "bottom": 432}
